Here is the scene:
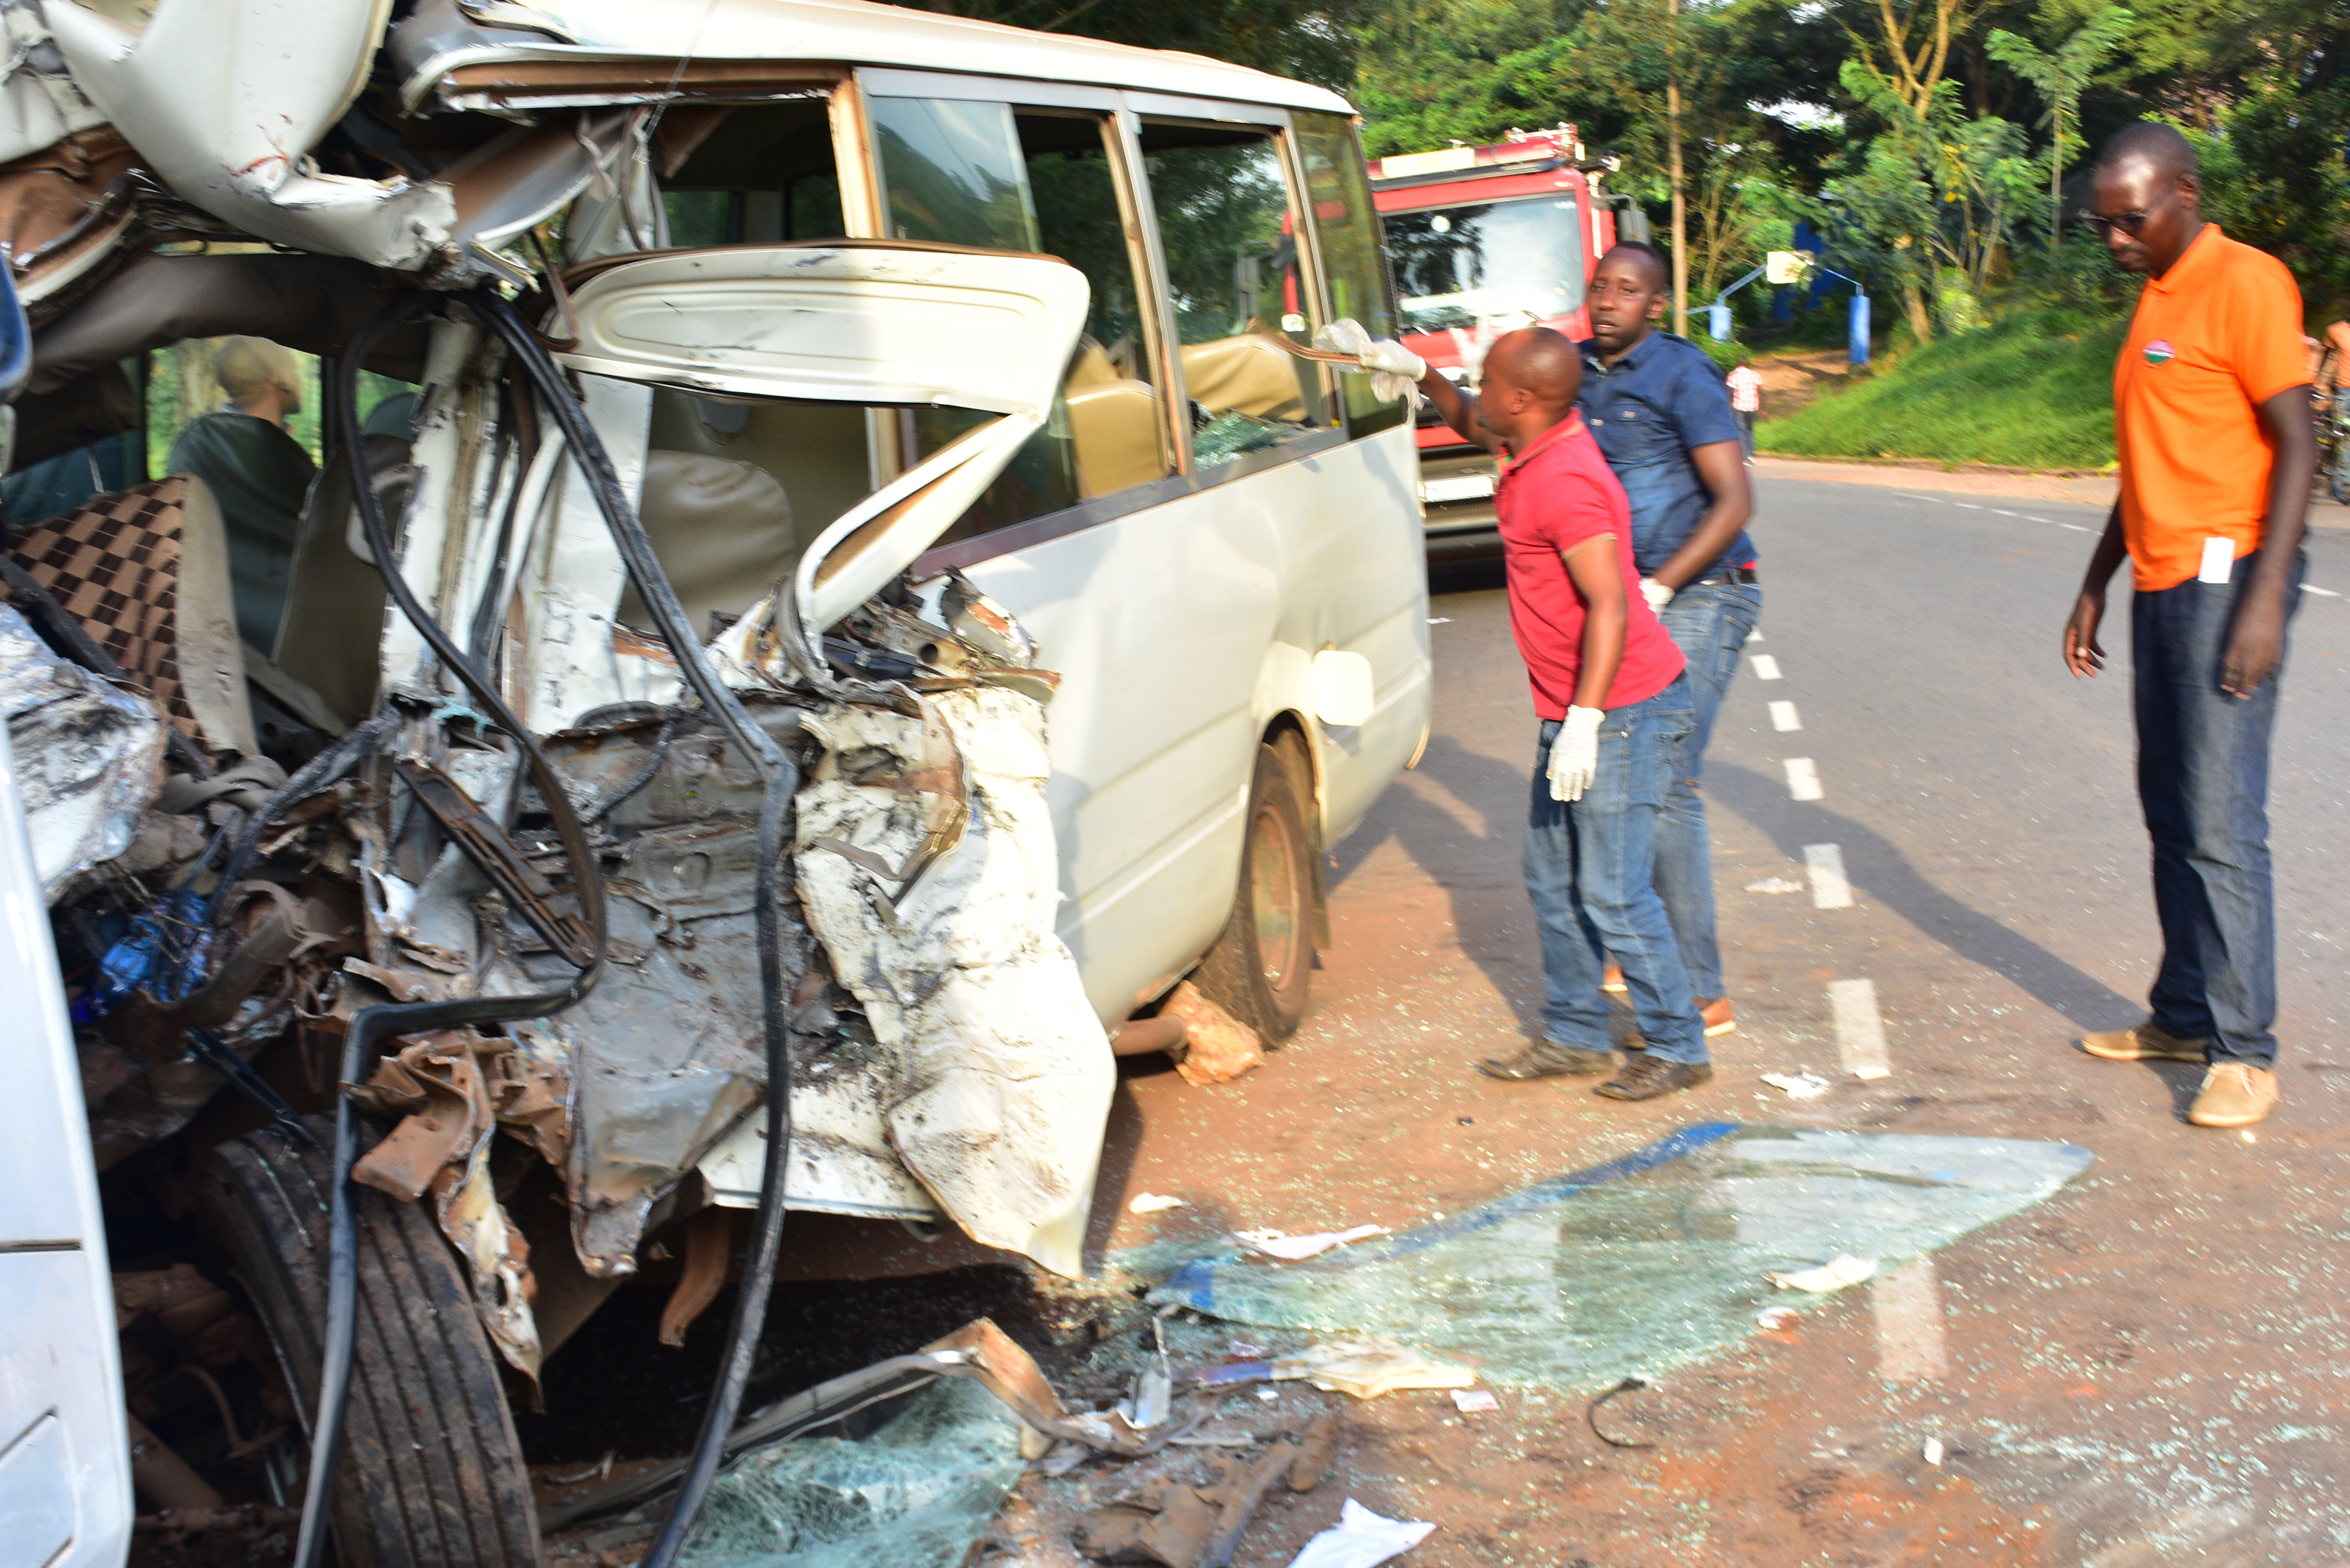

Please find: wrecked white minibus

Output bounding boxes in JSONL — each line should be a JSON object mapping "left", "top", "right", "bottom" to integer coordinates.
{"left": 0, "top": 1, "right": 1430, "bottom": 1563}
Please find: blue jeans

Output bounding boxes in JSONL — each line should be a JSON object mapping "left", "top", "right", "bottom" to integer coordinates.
{"left": 2134, "top": 550, "right": 2303, "bottom": 1068}
{"left": 1525, "top": 678, "right": 1707, "bottom": 1064}
{"left": 1653, "top": 580, "right": 1763, "bottom": 1000}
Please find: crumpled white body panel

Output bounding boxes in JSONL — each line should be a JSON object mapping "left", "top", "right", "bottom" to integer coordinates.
{"left": 45, "top": 0, "right": 459, "bottom": 270}
{"left": 794, "top": 688, "right": 1111, "bottom": 1277}
{"left": 0, "top": 604, "right": 165, "bottom": 902}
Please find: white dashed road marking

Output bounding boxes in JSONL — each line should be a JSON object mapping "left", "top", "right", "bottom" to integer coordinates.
{"left": 1784, "top": 758, "right": 1824, "bottom": 801}
{"left": 1829, "top": 978, "right": 1891, "bottom": 1079}
{"left": 1803, "top": 843, "right": 1853, "bottom": 909}
{"left": 2308, "top": 585, "right": 2341, "bottom": 598}
{"left": 1951, "top": 501, "right": 1982, "bottom": 510}
{"left": 1752, "top": 654, "right": 1783, "bottom": 681}
{"left": 1872, "top": 1258, "right": 1952, "bottom": 1383}
{"left": 1769, "top": 700, "right": 1802, "bottom": 731}
{"left": 2061, "top": 522, "right": 2092, "bottom": 532}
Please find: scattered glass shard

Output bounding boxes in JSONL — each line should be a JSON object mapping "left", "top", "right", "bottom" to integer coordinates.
{"left": 1144, "top": 1124, "right": 2093, "bottom": 1393}
{"left": 679, "top": 1379, "right": 1023, "bottom": 1568}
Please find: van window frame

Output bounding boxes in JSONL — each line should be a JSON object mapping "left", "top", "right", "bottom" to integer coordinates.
{"left": 843, "top": 70, "right": 1364, "bottom": 576}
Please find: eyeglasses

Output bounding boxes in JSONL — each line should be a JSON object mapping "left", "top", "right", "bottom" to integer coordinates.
{"left": 2077, "top": 209, "right": 2152, "bottom": 238}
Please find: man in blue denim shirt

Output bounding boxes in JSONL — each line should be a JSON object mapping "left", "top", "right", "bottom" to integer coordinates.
{"left": 1575, "top": 243, "right": 1758, "bottom": 1038}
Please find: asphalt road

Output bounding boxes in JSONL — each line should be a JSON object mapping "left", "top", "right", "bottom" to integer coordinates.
{"left": 1093, "top": 473, "right": 2350, "bottom": 1565}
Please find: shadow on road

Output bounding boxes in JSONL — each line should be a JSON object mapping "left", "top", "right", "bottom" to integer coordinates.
{"left": 1707, "top": 758, "right": 2141, "bottom": 1028}
{"left": 1330, "top": 731, "right": 1548, "bottom": 1042}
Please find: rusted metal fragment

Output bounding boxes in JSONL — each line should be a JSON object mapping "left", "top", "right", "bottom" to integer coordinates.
{"left": 351, "top": 1031, "right": 491, "bottom": 1203}
{"left": 348, "top": 1028, "right": 548, "bottom": 1377}
{"left": 657, "top": 1206, "right": 733, "bottom": 1347}
{"left": 394, "top": 756, "right": 594, "bottom": 965}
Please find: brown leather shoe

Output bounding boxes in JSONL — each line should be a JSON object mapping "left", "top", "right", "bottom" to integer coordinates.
{"left": 1700, "top": 997, "right": 1736, "bottom": 1037}
{"left": 1595, "top": 1055, "right": 1713, "bottom": 1101}
{"left": 2187, "top": 1062, "right": 2278, "bottom": 1127}
{"left": 2081, "top": 1020, "right": 2206, "bottom": 1062}
{"left": 1480, "top": 1043, "right": 1616, "bottom": 1080}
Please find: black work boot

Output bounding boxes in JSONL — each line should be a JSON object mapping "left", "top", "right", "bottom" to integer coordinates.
{"left": 1480, "top": 1042, "right": 1616, "bottom": 1080}
{"left": 1594, "top": 1055, "right": 1714, "bottom": 1101}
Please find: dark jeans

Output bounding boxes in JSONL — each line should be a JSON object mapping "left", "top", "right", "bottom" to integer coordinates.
{"left": 2134, "top": 550, "right": 2303, "bottom": 1067}
{"left": 1525, "top": 677, "right": 1706, "bottom": 1064}
{"left": 1735, "top": 408, "right": 1756, "bottom": 458}
{"left": 1653, "top": 580, "right": 1762, "bottom": 1000}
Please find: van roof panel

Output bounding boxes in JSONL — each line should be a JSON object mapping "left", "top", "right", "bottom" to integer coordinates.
{"left": 401, "top": 0, "right": 1355, "bottom": 117}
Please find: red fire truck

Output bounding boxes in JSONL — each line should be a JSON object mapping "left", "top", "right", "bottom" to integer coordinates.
{"left": 1370, "top": 126, "right": 1640, "bottom": 562}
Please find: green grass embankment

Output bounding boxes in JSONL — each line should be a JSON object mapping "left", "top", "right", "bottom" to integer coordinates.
{"left": 1757, "top": 307, "right": 2126, "bottom": 470}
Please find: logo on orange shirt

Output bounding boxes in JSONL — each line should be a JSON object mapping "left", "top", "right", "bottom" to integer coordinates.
{"left": 2144, "top": 339, "right": 2176, "bottom": 365}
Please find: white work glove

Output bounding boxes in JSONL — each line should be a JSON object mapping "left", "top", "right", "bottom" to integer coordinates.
{"left": 1640, "top": 577, "right": 1674, "bottom": 610}
{"left": 1315, "top": 318, "right": 1426, "bottom": 408}
{"left": 1548, "top": 706, "right": 1605, "bottom": 802}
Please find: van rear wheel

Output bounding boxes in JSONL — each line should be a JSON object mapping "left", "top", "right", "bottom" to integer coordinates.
{"left": 197, "top": 1124, "right": 543, "bottom": 1568}
{"left": 1193, "top": 740, "right": 1316, "bottom": 1042}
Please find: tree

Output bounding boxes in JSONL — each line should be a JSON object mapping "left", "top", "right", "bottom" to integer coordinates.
{"left": 1827, "top": 59, "right": 2034, "bottom": 340}
{"left": 1846, "top": 0, "right": 1980, "bottom": 116}
{"left": 1985, "top": 6, "right": 2135, "bottom": 256}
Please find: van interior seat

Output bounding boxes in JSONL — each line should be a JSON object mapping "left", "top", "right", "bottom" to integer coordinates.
{"left": 1062, "top": 339, "right": 1165, "bottom": 498}
{"left": 5, "top": 472, "right": 258, "bottom": 756}
{"left": 618, "top": 450, "right": 796, "bottom": 640}
{"left": 1065, "top": 381, "right": 1164, "bottom": 497}
{"left": 1177, "top": 335, "right": 1310, "bottom": 423}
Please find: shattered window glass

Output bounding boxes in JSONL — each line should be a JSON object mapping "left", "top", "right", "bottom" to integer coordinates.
{"left": 1139, "top": 123, "right": 1329, "bottom": 463}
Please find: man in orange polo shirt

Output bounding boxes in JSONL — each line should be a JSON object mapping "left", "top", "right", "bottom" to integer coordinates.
{"left": 2061, "top": 122, "right": 2318, "bottom": 1129}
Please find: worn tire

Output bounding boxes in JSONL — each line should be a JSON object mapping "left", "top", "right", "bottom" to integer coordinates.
{"left": 197, "top": 1125, "right": 543, "bottom": 1568}
{"left": 1192, "top": 739, "right": 1316, "bottom": 1043}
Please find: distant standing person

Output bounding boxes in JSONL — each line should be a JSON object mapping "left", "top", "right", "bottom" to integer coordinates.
{"left": 166, "top": 337, "right": 316, "bottom": 652}
{"left": 1576, "top": 243, "right": 1758, "bottom": 1039}
{"left": 1725, "top": 358, "right": 1764, "bottom": 462}
{"left": 2063, "top": 122, "right": 2316, "bottom": 1129}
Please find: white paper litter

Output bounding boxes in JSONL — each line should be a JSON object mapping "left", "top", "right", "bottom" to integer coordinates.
{"left": 1768, "top": 1254, "right": 1880, "bottom": 1293}
{"left": 1128, "top": 1193, "right": 1187, "bottom": 1214}
{"left": 1235, "top": 1224, "right": 1389, "bottom": 1260}
{"left": 1745, "top": 875, "right": 1807, "bottom": 894}
{"left": 1922, "top": 1437, "right": 1946, "bottom": 1466}
{"left": 1283, "top": 1500, "right": 1436, "bottom": 1568}
{"left": 1760, "top": 1071, "right": 1831, "bottom": 1100}
{"left": 1449, "top": 1388, "right": 1499, "bottom": 1413}
{"left": 1755, "top": 1306, "right": 1798, "bottom": 1331}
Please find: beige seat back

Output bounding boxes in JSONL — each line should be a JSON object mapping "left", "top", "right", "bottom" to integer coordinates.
{"left": 617, "top": 451, "right": 796, "bottom": 639}
{"left": 1178, "top": 336, "right": 1312, "bottom": 422}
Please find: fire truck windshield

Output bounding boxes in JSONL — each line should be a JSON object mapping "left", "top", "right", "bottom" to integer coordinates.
{"left": 1383, "top": 194, "right": 1587, "bottom": 335}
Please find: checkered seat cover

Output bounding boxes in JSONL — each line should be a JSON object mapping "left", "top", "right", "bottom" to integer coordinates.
{"left": 6, "top": 474, "right": 257, "bottom": 756}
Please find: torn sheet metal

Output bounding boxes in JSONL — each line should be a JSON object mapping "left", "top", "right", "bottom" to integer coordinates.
{"left": 0, "top": 2, "right": 108, "bottom": 168}
{"left": 534, "top": 704, "right": 936, "bottom": 1277}
{"left": 792, "top": 685, "right": 1112, "bottom": 1277}
{"left": 0, "top": 602, "right": 165, "bottom": 901}
{"left": 41, "top": 0, "right": 639, "bottom": 285}
{"left": 349, "top": 1027, "right": 548, "bottom": 1378}
{"left": 43, "top": 0, "right": 463, "bottom": 273}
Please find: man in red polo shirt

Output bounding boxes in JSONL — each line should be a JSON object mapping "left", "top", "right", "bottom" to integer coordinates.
{"left": 2062, "top": 122, "right": 2316, "bottom": 1129}
{"left": 1398, "top": 326, "right": 1711, "bottom": 1100}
